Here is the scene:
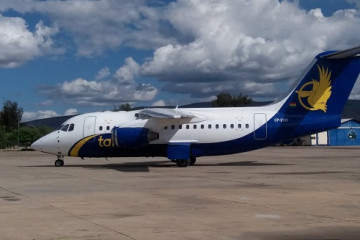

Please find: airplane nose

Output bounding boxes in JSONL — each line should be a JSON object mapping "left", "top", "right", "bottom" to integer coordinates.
{"left": 31, "top": 131, "right": 58, "bottom": 154}
{"left": 31, "top": 138, "right": 43, "bottom": 151}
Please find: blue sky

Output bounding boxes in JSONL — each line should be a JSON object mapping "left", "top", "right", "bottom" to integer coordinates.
{"left": 1, "top": 0, "right": 360, "bottom": 121}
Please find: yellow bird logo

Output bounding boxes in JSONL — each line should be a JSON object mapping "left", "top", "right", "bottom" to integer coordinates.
{"left": 296, "top": 65, "right": 332, "bottom": 113}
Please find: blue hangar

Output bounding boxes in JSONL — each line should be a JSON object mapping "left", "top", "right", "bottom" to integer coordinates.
{"left": 310, "top": 119, "right": 360, "bottom": 146}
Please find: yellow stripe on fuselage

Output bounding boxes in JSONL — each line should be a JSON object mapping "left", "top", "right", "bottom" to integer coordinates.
{"left": 69, "top": 135, "right": 96, "bottom": 157}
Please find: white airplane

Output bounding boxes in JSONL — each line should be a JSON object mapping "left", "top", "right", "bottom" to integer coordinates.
{"left": 32, "top": 46, "right": 360, "bottom": 167}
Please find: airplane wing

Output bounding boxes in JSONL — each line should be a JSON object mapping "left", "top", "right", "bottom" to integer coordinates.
{"left": 138, "top": 108, "right": 195, "bottom": 119}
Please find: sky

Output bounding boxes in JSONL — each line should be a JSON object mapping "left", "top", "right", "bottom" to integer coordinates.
{"left": 1, "top": 0, "right": 360, "bottom": 121}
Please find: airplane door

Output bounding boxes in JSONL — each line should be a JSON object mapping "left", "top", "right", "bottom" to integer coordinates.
{"left": 254, "top": 113, "right": 267, "bottom": 140}
{"left": 84, "top": 116, "right": 96, "bottom": 138}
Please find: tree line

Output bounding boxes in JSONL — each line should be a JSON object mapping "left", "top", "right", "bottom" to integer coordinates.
{"left": 212, "top": 93, "right": 252, "bottom": 107}
{"left": 0, "top": 100, "right": 52, "bottom": 149}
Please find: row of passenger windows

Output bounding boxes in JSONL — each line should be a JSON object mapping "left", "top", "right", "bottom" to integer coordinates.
{"left": 99, "top": 126, "right": 111, "bottom": 131}
{"left": 59, "top": 124, "right": 75, "bottom": 132}
{"left": 59, "top": 123, "right": 249, "bottom": 132}
{"left": 164, "top": 123, "right": 249, "bottom": 130}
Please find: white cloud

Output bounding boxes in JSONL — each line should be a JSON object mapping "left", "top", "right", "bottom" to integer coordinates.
{"left": 40, "top": 100, "right": 53, "bottom": 107}
{"left": 22, "top": 110, "right": 59, "bottom": 121}
{"left": 138, "top": 0, "right": 360, "bottom": 99}
{"left": 41, "top": 75, "right": 158, "bottom": 106}
{"left": 151, "top": 99, "right": 166, "bottom": 107}
{"left": 6, "top": 0, "right": 360, "bottom": 103}
{"left": 64, "top": 108, "right": 78, "bottom": 116}
{"left": 22, "top": 108, "right": 78, "bottom": 121}
{"left": 0, "top": 14, "right": 59, "bottom": 68}
{"left": 345, "top": 0, "right": 360, "bottom": 9}
{"left": 15, "top": 0, "right": 171, "bottom": 57}
{"left": 95, "top": 67, "right": 110, "bottom": 81}
{"left": 114, "top": 57, "right": 140, "bottom": 84}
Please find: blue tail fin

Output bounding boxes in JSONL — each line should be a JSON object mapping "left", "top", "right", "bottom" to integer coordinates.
{"left": 271, "top": 46, "right": 360, "bottom": 138}
{"left": 279, "top": 46, "right": 360, "bottom": 116}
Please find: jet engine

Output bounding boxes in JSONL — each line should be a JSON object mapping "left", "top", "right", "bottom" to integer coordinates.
{"left": 112, "top": 127, "right": 159, "bottom": 148}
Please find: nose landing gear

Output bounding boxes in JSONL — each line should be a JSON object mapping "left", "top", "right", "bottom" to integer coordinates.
{"left": 55, "top": 156, "right": 64, "bottom": 167}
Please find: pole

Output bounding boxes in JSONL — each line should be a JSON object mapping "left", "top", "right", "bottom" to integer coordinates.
{"left": 17, "top": 121, "right": 19, "bottom": 150}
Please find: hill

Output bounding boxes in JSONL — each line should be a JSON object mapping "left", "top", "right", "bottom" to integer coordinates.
{"left": 23, "top": 115, "right": 77, "bottom": 130}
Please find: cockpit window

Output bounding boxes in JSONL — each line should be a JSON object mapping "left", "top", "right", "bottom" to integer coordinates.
{"left": 61, "top": 124, "right": 70, "bottom": 132}
{"left": 58, "top": 125, "right": 64, "bottom": 130}
{"left": 68, "top": 124, "right": 75, "bottom": 131}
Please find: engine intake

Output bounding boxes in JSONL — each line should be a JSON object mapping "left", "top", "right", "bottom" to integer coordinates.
{"left": 112, "top": 127, "right": 159, "bottom": 148}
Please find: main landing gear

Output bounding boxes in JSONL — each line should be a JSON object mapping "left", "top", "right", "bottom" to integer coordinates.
{"left": 175, "top": 157, "right": 196, "bottom": 167}
{"left": 55, "top": 156, "right": 64, "bottom": 167}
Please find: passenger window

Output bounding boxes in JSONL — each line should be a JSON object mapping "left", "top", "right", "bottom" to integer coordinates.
{"left": 193, "top": 125, "right": 197, "bottom": 129}
{"left": 223, "top": 124, "right": 227, "bottom": 129}
{"left": 171, "top": 125, "right": 175, "bottom": 130}
{"left": 216, "top": 124, "right": 219, "bottom": 129}
{"left": 238, "top": 124, "right": 241, "bottom": 128}
{"left": 201, "top": 124, "right": 204, "bottom": 129}
{"left": 61, "top": 124, "right": 69, "bottom": 132}
{"left": 186, "top": 125, "right": 190, "bottom": 129}
{"left": 208, "top": 124, "right": 212, "bottom": 129}
{"left": 179, "top": 125, "right": 182, "bottom": 129}
{"left": 99, "top": 126, "right": 103, "bottom": 131}
{"left": 68, "top": 124, "right": 75, "bottom": 131}
{"left": 164, "top": 126, "right": 168, "bottom": 130}
{"left": 230, "top": 124, "right": 234, "bottom": 129}
{"left": 246, "top": 124, "right": 249, "bottom": 129}
{"left": 106, "top": 126, "right": 110, "bottom": 131}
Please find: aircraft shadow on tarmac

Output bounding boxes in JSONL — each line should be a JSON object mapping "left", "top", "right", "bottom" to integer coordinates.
{"left": 249, "top": 226, "right": 360, "bottom": 240}
{"left": 25, "top": 160, "right": 290, "bottom": 173}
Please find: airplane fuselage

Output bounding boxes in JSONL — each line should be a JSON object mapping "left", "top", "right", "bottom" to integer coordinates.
{"left": 32, "top": 99, "right": 338, "bottom": 159}
{"left": 34, "top": 107, "right": 276, "bottom": 158}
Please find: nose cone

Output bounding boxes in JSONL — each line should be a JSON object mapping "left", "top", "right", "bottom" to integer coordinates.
{"left": 31, "top": 138, "right": 43, "bottom": 151}
{"left": 31, "top": 131, "right": 58, "bottom": 155}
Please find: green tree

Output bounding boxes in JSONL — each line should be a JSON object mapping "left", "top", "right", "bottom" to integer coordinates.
{"left": 114, "top": 103, "right": 132, "bottom": 111}
{"left": 0, "top": 125, "right": 53, "bottom": 149}
{"left": 37, "top": 125, "right": 53, "bottom": 136}
{"left": 0, "top": 100, "right": 23, "bottom": 132}
{"left": 18, "top": 127, "right": 41, "bottom": 149}
{"left": 0, "top": 125, "right": 8, "bottom": 149}
{"left": 212, "top": 93, "right": 252, "bottom": 107}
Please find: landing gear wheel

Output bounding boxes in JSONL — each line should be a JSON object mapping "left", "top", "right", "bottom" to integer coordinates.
{"left": 176, "top": 159, "right": 190, "bottom": 167}
{"left": 55, "top": 159, "right": 64, "bottom": 167}
{"left": 190, "top": 157, "right": 196, "bottom": 166}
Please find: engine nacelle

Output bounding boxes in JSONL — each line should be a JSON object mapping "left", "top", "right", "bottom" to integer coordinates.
{"left": 112, "top": 127, "right": 159, "bottom": 148}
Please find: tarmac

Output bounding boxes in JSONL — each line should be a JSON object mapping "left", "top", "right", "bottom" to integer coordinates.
{"left": 0, "top": 146, "right": 360, "bottom": 240}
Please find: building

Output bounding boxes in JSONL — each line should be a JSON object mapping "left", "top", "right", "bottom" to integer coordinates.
{"left": 309, "top": 119, "right": 360, "bottom": 146}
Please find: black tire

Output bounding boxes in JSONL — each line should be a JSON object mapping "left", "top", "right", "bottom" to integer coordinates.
{"left": 55, "top": 159, "right": 64, "bottom": 167}
{"left": 190, "top": 157, "right": 196, "bottom": 166}
{"left": 176, "top": 159, "right": 190, "bottom": 167}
